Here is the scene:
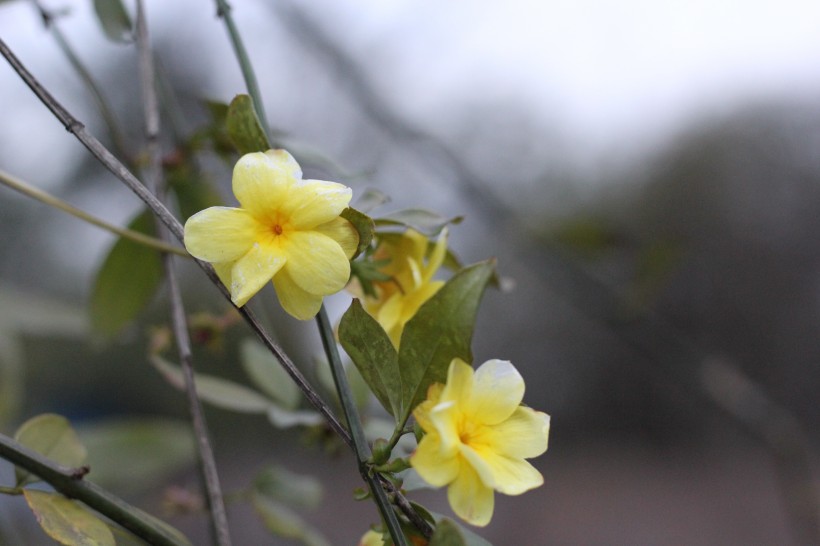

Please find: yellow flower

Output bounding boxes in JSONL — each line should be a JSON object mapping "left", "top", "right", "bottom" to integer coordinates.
{"left": 410, "top": 358, "right": 550, "bottom": 527}
{"left": 357, "top": 529, "right": 385, "bottom": 546}
{"left": 183, "top": 149, "right": 358, "bottom": 320}
{"left": 365, "top": 229, "right": 447, "bottom": 347}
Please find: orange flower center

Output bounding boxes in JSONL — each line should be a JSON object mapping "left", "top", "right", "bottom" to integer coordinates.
{"left": 273, "top": 224, "right": 283, "bottom": 235}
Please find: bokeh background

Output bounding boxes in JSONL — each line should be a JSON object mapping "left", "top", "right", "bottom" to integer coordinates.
{"left": 1, "top": 0, "right": 820, "bottom": 544}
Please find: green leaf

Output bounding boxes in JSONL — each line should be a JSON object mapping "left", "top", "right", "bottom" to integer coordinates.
{"left": 375, "top": 209, "right": 463, "bottom": 236}
{"left": 240, "top": 338, "right": 300, "bottom": 410}
{"left": 226, "top": 94, "right": 271, "bottom": 154}
{"left": 92, "top": 0, "right": 133, "bottom": 43}
{"left": 340, "top": 207, "right": 375, "bottom": 259}
{"left": 251, "top": 492, "right": 329, "bottom": 546}
{"left": 339, "top": 299, "right": 400, "bottom": 417}
{"left": 24, "top": 490, "right": 115, "bottom": 546}
{"left": 355, "top": 188, "right": 390, "bottom": 213}
{"left": 77, "top": 418, "right": 195, "bottom": 494}
{"left": 14, "top": 414, "right": 87, "bottom": 487}
{"left": 397, "top": 261, "right": 495, "bottom": 421}
{"left": 266, "top": 407, "right": 323, "bottom": 429}
{"left": 150, "top": 355, "right": 271, "bottom": 413}
{"left": 253, "top": 465, "right": 323, "bottom": 510}
{"left": 90, "top": 210, "right": 163, "bottom": 337}
{"left": 430, "top": 518, "right": 492, "bottom": 546}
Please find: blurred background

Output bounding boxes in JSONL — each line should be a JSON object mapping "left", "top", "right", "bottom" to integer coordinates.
{"left": 1, "top": 0, "right": 819, "bottom": 544}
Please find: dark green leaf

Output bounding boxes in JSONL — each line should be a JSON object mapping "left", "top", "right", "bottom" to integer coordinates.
{"left": 340, "top": 207, "right": 374, "bottom": 259}
{"left": 397, "top": 261, "right": 495, "bottom": 421}
{"left": 240, "top": 338, "right": 300, "bottom": 410}
{"left": 375, "top": 209, "right": 463, "bottom": 236}
{"left": 14, "top": 414, "right": 87, "bottom": 487}
{"left": 339, "top": 300, "right": 401, "bottom": 417}
{"left": 253, "top": 465, "right": 323, "bottom": 509}
{"left": 226, "top": 94, "right": 270, "bottom": 154}
{"left": 92, "top": 0, "right": 133, "bottom": 43}
{"left": 90, "top": 210, "right": 163, "bottom": 337}
{"left": 78, "top": 418, "right": 195, "bottom": 494}
{"left": 151, "top": 355, "right": 271, "bottom": 413}
{"left": 24, "top": 490, "right": 115, "bottom": 546}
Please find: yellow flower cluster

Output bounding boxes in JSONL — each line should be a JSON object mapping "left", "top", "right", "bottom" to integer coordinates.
{"left": 183, "top": 150, "right": 358, "bottom": 320}
{"left": 411, "top": 358, "right": 550, "bottom": 527}
{"left": 364, "top": 229, "right": 448, "bottom": 347}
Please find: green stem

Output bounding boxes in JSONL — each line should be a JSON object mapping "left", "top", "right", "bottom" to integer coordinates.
{"left": 213, "top": 0, "right": 270, "bottom": 141}
{"left": 315, "top": 306, "right": 408, "bottom": 546}
{"left": 0, "top": 485, "right": 22, "bottom": 495}
{"left": 0, "top": 433, "right": 190, "bottom": 546}
{"left": 0, "top": 169, "right": 189, "bottom": 257}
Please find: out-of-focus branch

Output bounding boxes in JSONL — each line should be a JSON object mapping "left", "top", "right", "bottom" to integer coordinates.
{"left": 135, "top": 3, "right": 232, "bottom": 545}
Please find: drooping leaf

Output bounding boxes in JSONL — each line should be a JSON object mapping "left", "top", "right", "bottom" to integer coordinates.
{"left": 24, "top": 490, "right": 115, "bottom": 546}
{"left": 240, "top": 338, "right": 300, "bottom": 410}
{"left": 226, "top": 94, "right": 270, "bottom": 154}
{"left": 375, "top": 209, "right": 463, "bottom": 236}
{"left": 78, "top": 418, "right": 195, "bottom": 494}
{"left": 253, "top": 465, "right": 323, "bottom": 510}
{"left": 340, "top": 207, "right": 374, "bottom": 259}
{"left": 339, "top": 299, "right": 400, "bottom": 417}
{"left": 92, "top": 0, "right": 133, "bottom": 43}
{"left": 266, "top": 407, "right": 323, "bottom": 429}
{"left": 90, "top": 210, "right": 163, "bottom": 337}
{"left": 14, "top": 414, "right": 87, "bottom": 487}
{"left": 150, "top": 355, "right": 271, "bottom": 413}
{"left": 355, "top": 188, "right": 390, "bottom": 213}
{"left": 251, "top": 492, "right": 329, "bottom": 546}
{"left": 430, "top": 518, "right": 493, "bottom": 546}
{"left": 397, "top": 261, "right": 495, "bottom": 420}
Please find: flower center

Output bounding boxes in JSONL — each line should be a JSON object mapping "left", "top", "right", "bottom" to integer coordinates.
{"left": 273, "top": 224, "right": 283, "bottom": 235}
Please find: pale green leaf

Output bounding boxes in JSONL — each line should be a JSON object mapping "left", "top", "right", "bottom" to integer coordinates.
{"left": 90, "top": 210, "right": 163, "bottom": 337}
{"left": 339, "top": 299, "right": 400, "bottom": 417}
{"left": 397, "top": 261, "right": 495, "bottom": 421}
{"left": 150, "top": 355, "right": 271, "bottom": 413}
{"left": 14, "top": 414, "right": 87, "bottom": 487}
{"left": 240, "top": 338, "right": 300, "bottom": 410}
{"left": 355, "top": 188, "right": 390, "bottom": 213}
{"left": 226, "top": 94, "right": 270, "bottom": 154}
{"left": 92, "top": 0, "right": 133, "bottom": 43}
{"left": 78, "top": 418, "right": 195, "bottom": 494}
{"left": 266, "top": 407, "right": 323, "bottom": 429}
{"left": 253, "top": 465, "right": 323, "bottom": 509}
{"left": 251, "top": 492, "right": 329, "bottom": 546}
{"left": 23, "top": 490, "right": 115, "bottom": 546}
{"left": 374, "top": 209, "right": 463, "bottom": 236}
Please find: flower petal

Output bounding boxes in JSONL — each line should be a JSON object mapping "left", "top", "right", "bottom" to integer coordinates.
{"left": 283, "top": 179, "right": 352, "bottom": 229}
{"left": 229, "top": 243, "right": 286, "bottom": 307}
{"left": 282, "top": 231, "right": 350, "bottom": 295}
{"left": 447, "top": 464, "right": 495, "bottom": 527}
{"left": 410, "top": 432, "right": 460, "bottom": 487}
{"left": 314, "top": 217, "right": 359, "bottom": 259}
{"left": 467, "top": 359, "right": 525, "bottom": 425}
{"left": 272, "top": 266, "right": 324, "bottom": 320}
{"left": 212, "top": 261, "right": 234, "bottom": 288}
{"left": 265, "top": 149, "right": 302, "bottom": 179}
{"left": 232, "top": 152, "right": 294, "bottom": 219}
{"left": 183, "top": 207, "right": 258, "bottom": 262}
{"left": 469, "top": 447, "right": 544, "bottom": 496}
{"left": 413, "top": 383, "right": 444, "bottom": 431}
{"left": 440, "top": 358, "right": 474, "bottom": 407}
{"left": 422, "top": 227, "right": 448, "bottom": 285}
{"left": 480, "top": 407, "right": 550, "bottom": 459}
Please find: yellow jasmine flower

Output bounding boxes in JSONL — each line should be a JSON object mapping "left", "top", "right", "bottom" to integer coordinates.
{"left": 410, "top": 358, "right": 550, "bottom": 527}
{"left": 365, "top": 229, "right": 448, "bottom": 347}
{"left": 183, "top": 149, "right": 358, "bottom": 320}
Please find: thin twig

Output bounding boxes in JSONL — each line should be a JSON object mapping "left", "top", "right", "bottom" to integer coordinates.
{"left": 213, "top": 0, "right": 269, "bottom": 139}
{"left": 0, "top": 168, "right": 187, "bottom": 256}
{"left": 0, "top": 433, "right": 190, "bottom": 546}
{"left": 135, "top": 4, "right": 232, "bottom": 545}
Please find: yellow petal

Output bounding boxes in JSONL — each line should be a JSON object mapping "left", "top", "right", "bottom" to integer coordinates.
{"left": 272, "top": 266, "right": 324, "bottom": 320}
{"left": 212, "top": 261, "right": 234, "bottom": 288}
{"left": 447, "top": 464, "right": 495, "bottom": 527}
{"left": 229, "top": 243, "right": 286, "bottom": 307}
{"left": 467, "top": 359, "right": 525, "bottom": 425}
{"left": 282, "top": 179, "right": 352, "bottom": 229}
{"left": 265, "top": 149, "right": 302, "bottom": 179}
{"left": 398, "top": 280, "right": 444, "bottom": 326}
{"left": 429, "top": 399, "right": 460, "bottom": 452}
{"left": 480, "top": 407, "right": 550, "bottom": 459}
{"left": 410, "top": 431, "right": 460, "bottom": 487}
{"left": 232, "top": 152, "right": 294, "bottom": 219}
{"left": 423, "top": 227, "right": 448, "bottom": 284}
{"left": 282, "top": 231, "right": 350, "bottom": 295}
{"left": 183, "top": 207, "right": 258, "bottom": 262}
{"left": 413, "top": 383, "right": 444, "bottom": 431}
{"left": 314, "top": 217, "right": 359, "bottom": 259}
{"left": 440, "top": 358, "right": 474, "bottom": 407}
{"left": 467, "top": 446, "right": 544, "bottom": 496}
{"left": 375, "top": 292, "right": 403, "bottom": 345}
